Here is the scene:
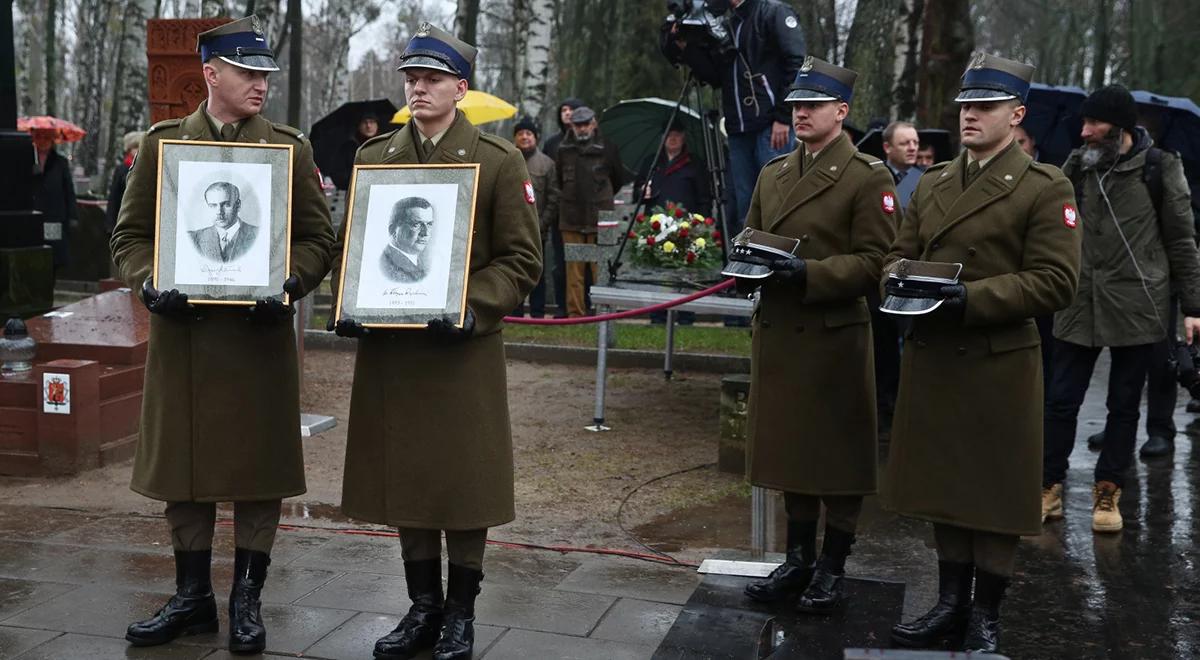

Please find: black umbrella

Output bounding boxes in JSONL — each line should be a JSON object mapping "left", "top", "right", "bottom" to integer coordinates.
{"left": 1133, "top": 90, "right": 1200, "bottom": 186}
{"left": 1022, "top": 83, "right": 1087, "bottom": 166}
{"left": 855, "top": 128, "right": 953, "bottom": 165}
{"left": 309, "top": 98, "right": 399, "bottom": 189}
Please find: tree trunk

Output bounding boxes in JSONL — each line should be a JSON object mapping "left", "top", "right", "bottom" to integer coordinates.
{"left": 45, "top": 0, "right": 57, "bottom": 115}
{"left": 843, "top": 0, "right": 901, "bottom": 129}
{"left": 286, "top": 0, "right": 300, "bottom": 126}
{"left": 917, "top": 0, "right": 972, "bottom": 136}
{"left": 894, "top": 0, "right": 923, "bottom": 120}
{"left": 455, "top": 0, "right": 480, "bottom": 83}
{"left": 1090, "top": 0, "right": 1110, "bottom": 89}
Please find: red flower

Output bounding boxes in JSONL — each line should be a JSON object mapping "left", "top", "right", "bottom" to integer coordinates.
{"left": 678, "top": 228, "right": 689, "bottom": 238}
{"left": 636, "top": 212, "right": 645, "bottom": 223}
{"left": 705, "top": 217, "right": 715, "bottom": 226}
{"left": 712, "top": 230, "right": 722, "bottom": 239}
{"left": 673, "top": 208, "right": 684, "bottom": 218}
{"left": 628, "top": 230, "right": 637, "bottom": 238}
{"left": 686, "top": 252, "right": 696, "bottom": 264}
{"left": 651, "top": 220, "right": 661, "bottom": 231}
{"left": 647, "top": 236, "right": 656, "bottom": 246}
{"left": 665, "top": 202, "right": 675, "bottom": 210}
{"left": 716, "top": 239, "right": 724, "bottom": 247}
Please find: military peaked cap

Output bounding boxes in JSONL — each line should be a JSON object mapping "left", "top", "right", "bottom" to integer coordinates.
{"left": 398, "top": 23, "right": 478, "bottom": 80}
{"left": 879, "top": 259, "right": 964, "bottom": 315}
{"left": 785, "top": 57, "right": 858, "bottom": 104}
{"left": 955, "top": 52, "right": 1035, "bottom": 103}
{"left": 197, "top": 16, "right": 279, "bottom": 72}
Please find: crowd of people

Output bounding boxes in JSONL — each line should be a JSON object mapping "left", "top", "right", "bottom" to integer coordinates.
{"left": 94, "top": 0, "right": 1199, "bottom": 658}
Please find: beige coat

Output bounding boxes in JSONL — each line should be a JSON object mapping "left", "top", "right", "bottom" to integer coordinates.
{"left": 110, "top": 104, "right": 335, "bottom": 502}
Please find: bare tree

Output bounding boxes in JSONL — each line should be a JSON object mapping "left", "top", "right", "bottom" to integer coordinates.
{"left": 843, "top": 0, "right": 901, "bottom": 128}
{"left": 519, "top": 0, "right": 555, "bottom": 123}
{"left": 791, "top": 0, "right": 838, "bottom": 61}
{"left": 917, "top": 0, "right": 972, "bottom": 134}
{"left": 894, "top": 0, "right": 923, "bottom": 120}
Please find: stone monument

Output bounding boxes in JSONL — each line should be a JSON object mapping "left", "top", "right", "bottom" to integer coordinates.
{"left": 147, "top": 18, "right": 232, "bottom": 123}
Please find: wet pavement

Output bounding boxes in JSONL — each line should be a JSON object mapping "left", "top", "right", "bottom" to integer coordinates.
{"left": 1, "top": 354, "right": 1199, "bottom": 658}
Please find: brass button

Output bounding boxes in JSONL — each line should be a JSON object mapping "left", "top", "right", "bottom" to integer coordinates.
{"left": 967, "top": 247, "right": 977, "bottom": 257}
{"left": 801, "top": 234, "right": 810, "bottom": 242}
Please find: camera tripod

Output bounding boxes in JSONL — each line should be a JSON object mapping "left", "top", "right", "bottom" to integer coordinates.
{"left": 607, "top": 72, "right": 731, "bottom": 286}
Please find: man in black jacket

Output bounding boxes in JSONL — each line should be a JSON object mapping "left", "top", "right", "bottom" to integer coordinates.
{"left": 662, "top": 0, "right": 805, "bottom": 235}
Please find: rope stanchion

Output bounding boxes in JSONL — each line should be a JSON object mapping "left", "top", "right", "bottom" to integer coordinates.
{"left": 503, "top": 278, "right": 736, "bottom": 325}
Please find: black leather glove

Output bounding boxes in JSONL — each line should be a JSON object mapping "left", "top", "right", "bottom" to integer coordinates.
{"left": 248, "top": 275, "right": 301, "bottom": 324}
{"left": 734, "top": 277, "right": 761, "bottom": 296}
{"left": 329, "top": 318, "right": 370, "bottom": 338}
{"left": 772, "top": 256, "right": 807, "bottom": 286}
{"left": 939, "top": 284, "right": 967, "bottom": 320}
{"left": 141, "top": 277, "right": 194, "bottom": 317}
{"left": 427, "top": 308, "right": 476, "bottom": 341}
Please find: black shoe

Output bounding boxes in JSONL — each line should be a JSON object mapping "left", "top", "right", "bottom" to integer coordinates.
{"left": 744, "top": 521, "right": 817, "bottom": 603}
{"left": 795, "top": 524, "right": 854, "bottom": 615}
{"left": 891, "top": 561, "right": 973, "bottom": 648}
{"left": 1188, "top": 398, "right": 1200, "bottom": 414}
{"left": 126, "top": 550, "right": 219, "bottom": 647}
{"left": 1139, "top": 434, "right": 1175, "bottom": 458}
{"left": 962, "top": 568, "right": 1009, "bottom": 653}
{"left": 374, "top": 559, "right": 444, "bottom": 659}
{"left": 1087, "top": 429, "right": 1106, "bottom": 450}
{"left": 432, "top": 563, "right": 483, "bottom": 660}
{"left": 228, "top": 548, "right": 270, "bottom": 654}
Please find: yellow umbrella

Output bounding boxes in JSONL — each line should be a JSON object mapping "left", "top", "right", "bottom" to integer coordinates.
{"left": 392, "top": 90, "right": 517, "bottom": 126}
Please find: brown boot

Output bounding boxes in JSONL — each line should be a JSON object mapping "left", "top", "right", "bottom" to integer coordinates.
{"left": 1091, "top": 481, "right": 1122, "bottom": 533}
{"left": 1041, "top": 483, "right": 1064, "bottom": 523}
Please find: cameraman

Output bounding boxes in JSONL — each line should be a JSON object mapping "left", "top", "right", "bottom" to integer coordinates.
{"left": 1041, "top": 85, "right": 1200, "bottom": 535}
{"left": 661, "top": 0, "right": 805, "bottom": 235}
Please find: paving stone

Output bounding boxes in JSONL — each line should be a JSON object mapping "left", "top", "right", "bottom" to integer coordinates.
{"left": 555, "top": 557, "right": 701, "bottom": 605}
{"left": 480, "top": 628, "right": 655, "bottom": 660}
{"left": 11, "top": 632, "right": 210, "bottom": 659}
{"left": 588, "top": 598, "right": 681, "bottom": 648}
{"left": 0, "top": 540, "right": 83, "bottom": 583}
{"left": 45, "top": 515, "right": 176, "bottom": 554}
{"left": 481, "top": 544, "right": 585, "bottom": 589}
{"left": 170, "top": 602, "right": 357, "bottom": 655}
{"left": 0, "top": 579, "right": 78, "bottom": 622}
{"left": 3, "top": 583, "right": 170, "bottom": 637}
{"left": 0, "top": 506, "right": 101, "bottom": 542}
{"left": 295, "top": 571, "right": 410, "bottom": 614}
{"left": 287, "top": 534, "right": 407, "bottom": 575}
{"left": 474, "top": 582, "right": 615, "bottom": 636}
{"left": 0, "top": 626, "right": 60, "bottom": 659}
{"left": 304, "top": 611, "right": 505, "bottom": 659}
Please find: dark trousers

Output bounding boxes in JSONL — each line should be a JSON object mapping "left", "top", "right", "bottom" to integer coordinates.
{"left": 399, "top": 527, "right": 488, "bottom": 571}
{"left": 933, "top": 523, "right": 1019, "bottom": 577}
{"left": 784, "top": 492, "right": 862, "bottom": 535}
{"left": 1036, "top": 314, "right": 1055, "bottom": 394}
{"left": 1146, "top": 300, "right": 1180, "bottom": 437}
{"left": 869, "top": 296, "right": 900, "bottom": 426}
{"left": 1043, "top": 340, "right": 1154, "bottom": 488}
{"left": 519, "top": 228, "right": 567, "bottom": 318}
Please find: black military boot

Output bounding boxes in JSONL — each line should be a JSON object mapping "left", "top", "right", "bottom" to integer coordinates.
{"left": 796, "top": 525, "right": 855, "bottom": 615}
{"left": 127, "top": 549, "right": 218, "bottom": 646}
{"left": 432, "top": 563, "right": 483, "bottom": 660}
{"left": 374, "top": 559, "right": 444, "bottom": 659}
{"left": 1087, "top": 429, "right": 1106, "bottom": 450}
{"left": 744, "top": 520, "right": 817, "bottom": 603}
{"left": 891, "top": 561, "right": 974, "bottom": 648}
{"left": 962, "top": 568, "right": 1009, "bottom": 653}
{"left": 1139, "top": 435, "right": 1175, "bottom": 458}
{"left": 228, "top": 548, "right": 270, "bottom": 654}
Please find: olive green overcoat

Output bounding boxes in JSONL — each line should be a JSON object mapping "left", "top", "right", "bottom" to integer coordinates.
{"left": 335, "top": 112, "right": 542, "bottom": 530}
{"left": 881, "top": 140, "right": 1081, "bottom": 536}
{"left": 110, "top": 103, "right": 335, "bottom": 502}
{"left": 746, "top": 132, "right": 897, "bottom": 495}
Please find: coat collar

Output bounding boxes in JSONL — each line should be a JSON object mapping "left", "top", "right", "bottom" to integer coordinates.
{"left": 766, "top": 131, "right": 856, "bottom": 233}
{"left": 927, "top": 138, "right": 1030, "bottom": 247}
{"left": 380, "top": 110, "right": 479, "bottom": 164}
{"left": 178, "top": 102, "right": 274, "bottom": 144}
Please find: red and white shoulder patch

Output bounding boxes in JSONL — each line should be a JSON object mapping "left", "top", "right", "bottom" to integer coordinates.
{"left": 881, "top": 192, "right": 896, "bottom": 215}
{"left": 1063, "top": 204, "right": 1078, "bottom": 229}
{"left": 523, "top": 180, "right": 536, "bottom": 205}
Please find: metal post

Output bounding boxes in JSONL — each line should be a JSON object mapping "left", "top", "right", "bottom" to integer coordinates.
{"left": 663, "top": 308, "right": 676, "bottom": 380}
{"left": 751, "top": 485, "right": 768, "bottom": 560}
{"left": 295, "top": 296, "right": 336, "bottom": 437}
{"left": 586, "top": 318, "right": 611, "bottom": 432}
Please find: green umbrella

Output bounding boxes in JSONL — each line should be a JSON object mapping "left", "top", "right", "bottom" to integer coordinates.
{"left": 599, "top": 98, "right": 710, "bottom": 177}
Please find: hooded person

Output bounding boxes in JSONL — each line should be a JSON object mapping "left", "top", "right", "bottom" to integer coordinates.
{"left": 542, "top": 96, "right": 583, "bottom": 160}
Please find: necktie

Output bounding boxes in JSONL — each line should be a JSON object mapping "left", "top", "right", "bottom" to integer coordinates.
{"left": 220, "top": 124, "right": 236, "bottom": 142}
{"left": 803, "top": 152, "right": 814, "bottom": 174}
{"left": 965, "top": 161, "right": 981, "bottom": 186}
{"left": 422, "top": 139, "right": 435, "bottom": 160}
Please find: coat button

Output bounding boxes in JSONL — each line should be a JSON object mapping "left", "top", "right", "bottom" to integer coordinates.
{"left": 801, "top": 234, "right": 810, "bottom": 242}
{"left": 967, "top": 247, "right": 977, "bottom": 257}
{"left": 957, "top": 346, "right": 967, "bottom": 356}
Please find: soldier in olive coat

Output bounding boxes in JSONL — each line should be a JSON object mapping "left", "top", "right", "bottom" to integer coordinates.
{"left": 330, "top": 24, "right": 540, "bottom": 660}
{"left": 110, "top": 17, "right": 335, "bottom": 653}
{"left": 884, "top": 54, "right": 1081, "bottom": 654}
{"left": 736, "top": 58, "right": 897, "bottom": 615}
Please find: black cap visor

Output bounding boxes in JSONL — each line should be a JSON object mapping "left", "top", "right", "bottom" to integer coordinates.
{"left": 397, "top": 55, "right": 460, "bottom": 76}
{"left": 954, "top": 88, "right": 1019, "bottom": 103}
{"left": 217, "top": 54, "right": 280, "bottom": 72}
{"left": 880, "top": 276, "right": 955, "bottom": 316}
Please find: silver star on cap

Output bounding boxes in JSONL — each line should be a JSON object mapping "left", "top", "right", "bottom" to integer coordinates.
{"left": 416, "top": 22, "right": 431, "bottom": 37}
{"left": 800, "top": 56, "right": 814, "bottom": 73}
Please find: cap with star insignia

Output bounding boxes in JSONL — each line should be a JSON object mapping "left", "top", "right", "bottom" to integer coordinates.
{"left": 879, "top": 259, "right": 964, "bottom": 315}
{"left": 721, "top": 228, "right": 802, "bottom": 280}
{"left": 197, "top": 16, "right": 280, "bottom": 72}
{"left": 954, "top": 52, "right": 1035, "bottom": 103}
{"left": 398, "top": 23, "right": 478, "bottom": 80}
{"left": 785, "top": 57, "right": 858, "bottom": 104}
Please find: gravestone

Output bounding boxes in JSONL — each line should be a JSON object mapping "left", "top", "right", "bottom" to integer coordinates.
{"left": 147, "top": 18, "right": 232, "bottom": 123}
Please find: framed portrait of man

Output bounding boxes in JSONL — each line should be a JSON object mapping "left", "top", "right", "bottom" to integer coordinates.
{"left": 152, "top": 140, "right": 293, "bottom": 305}
{"left": 334, "top": 164, "right": 480, "bottom": 328}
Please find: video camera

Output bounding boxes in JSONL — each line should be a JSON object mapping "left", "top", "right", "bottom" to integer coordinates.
{"left": 661, "top": 0, "right": 734, "bottom": 63}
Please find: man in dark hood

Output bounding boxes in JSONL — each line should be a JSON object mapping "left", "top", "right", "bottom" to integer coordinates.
{"left": 543, "top": 97, "right": 584, "bottom": 160}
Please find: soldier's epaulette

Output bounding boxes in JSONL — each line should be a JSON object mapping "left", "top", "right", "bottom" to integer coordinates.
{"left": 1028, "top": 160, "right": 1066, "bottom": 180}
{"left": 479, "top": 132, "right": 518, "bottom": 155}
{"left": 852, "top": 152, "right": 886, "bottom": 168}
{"left": 358, "top": 131, "right": 395, "bottom": 152}
{"left": 271, "top": 123, "right": 307, "bottom": 142}
{"left": 764, "top": 152, "right": 789, "bottom": 168}
{"left": 924, "top": 161, "right": 950, "bottom": 173}
{"left": 147, "top": 118, "right": 182, "bottom": 134}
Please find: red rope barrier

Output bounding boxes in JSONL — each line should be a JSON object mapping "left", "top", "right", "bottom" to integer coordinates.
{"left": 502, "top": 278, "right": 737, "bottom": 325}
